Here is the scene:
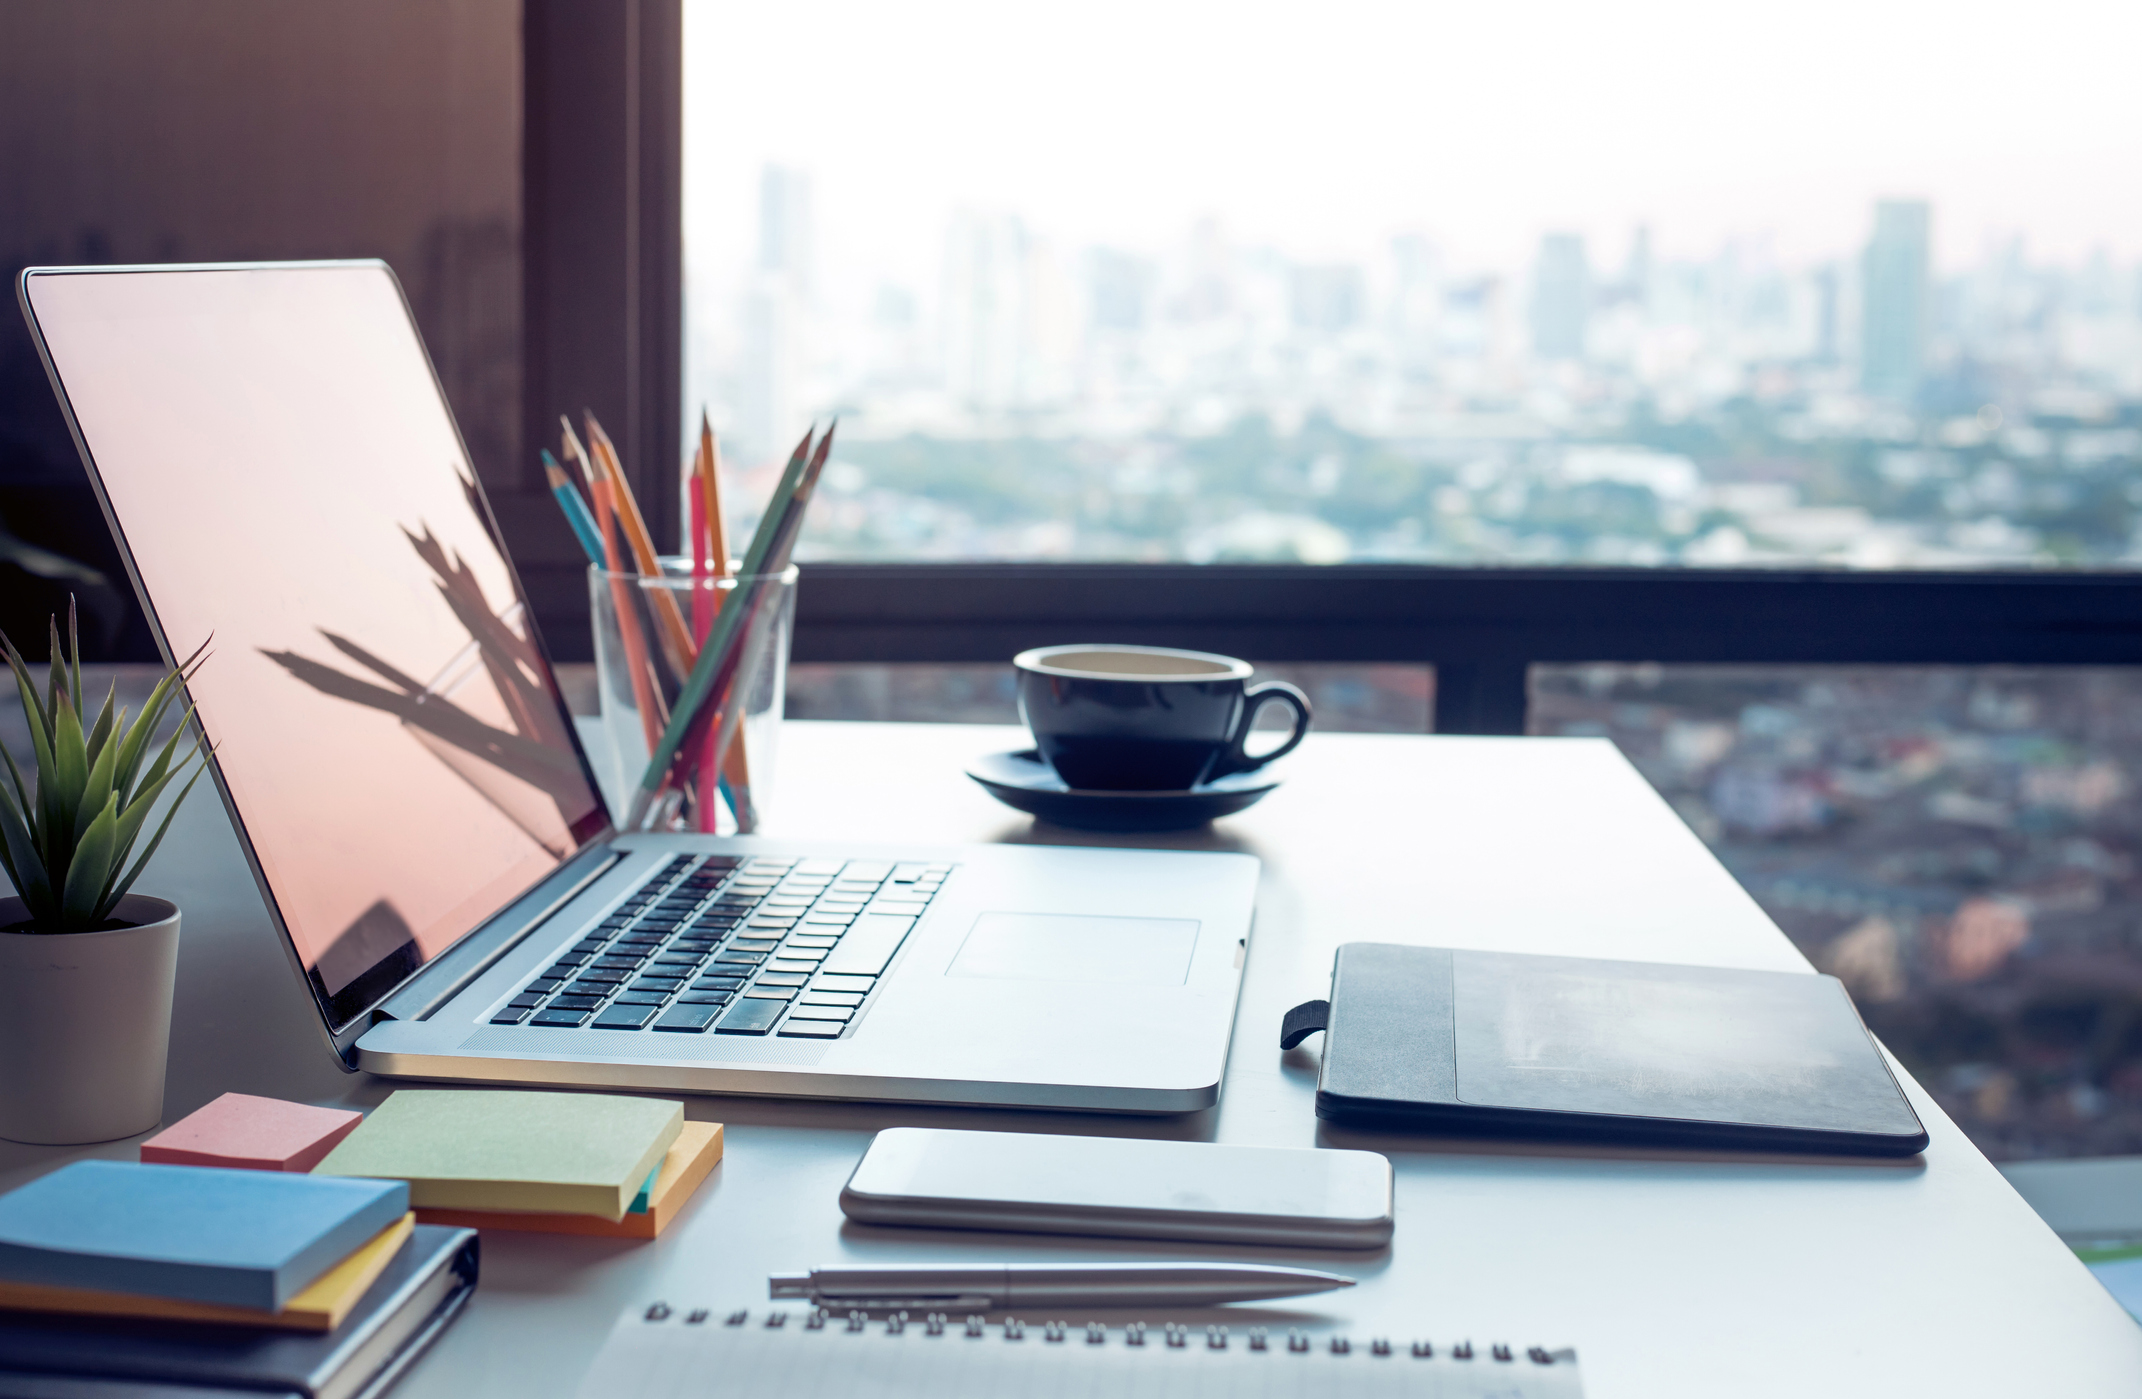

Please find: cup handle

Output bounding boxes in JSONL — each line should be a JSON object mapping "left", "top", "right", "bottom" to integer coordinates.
{"left": 1212, "top": 681, "right": 1313, "bottom": 778}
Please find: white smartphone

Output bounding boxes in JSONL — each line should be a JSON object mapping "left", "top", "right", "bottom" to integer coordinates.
{"left": 839, "top": 1128, "right": 1393, "bottom": 1249}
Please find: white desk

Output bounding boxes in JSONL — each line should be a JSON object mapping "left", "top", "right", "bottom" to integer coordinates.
{"left": 3, "top": 723, "right": 2136, "bottom": 1397}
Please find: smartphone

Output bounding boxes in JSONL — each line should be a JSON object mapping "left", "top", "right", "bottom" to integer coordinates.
{"left": 839, "top": 1128, "right": 1393, "bottom": 1249}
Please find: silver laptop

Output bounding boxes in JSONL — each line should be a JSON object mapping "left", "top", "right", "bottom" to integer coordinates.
{"left": 18, "top": 261, "right": 1256, "bottom": 1113}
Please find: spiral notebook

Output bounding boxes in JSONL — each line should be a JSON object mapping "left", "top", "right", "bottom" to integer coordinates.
{"left": 575, "top": 1305, "right": 1584, "bottom": 1397}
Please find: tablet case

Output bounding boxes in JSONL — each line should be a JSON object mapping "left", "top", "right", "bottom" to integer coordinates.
{"left": 1282, "top": 944, "right": 1928, "bottom": 1156}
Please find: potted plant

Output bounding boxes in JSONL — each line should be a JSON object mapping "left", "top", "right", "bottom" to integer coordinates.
{"left": 0, "top": 601, "right": 209, "bottom": 1145}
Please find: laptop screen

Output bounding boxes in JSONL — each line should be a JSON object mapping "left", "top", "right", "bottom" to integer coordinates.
{"left": 22, "top": 264, "right": 610, "bottom": 1032}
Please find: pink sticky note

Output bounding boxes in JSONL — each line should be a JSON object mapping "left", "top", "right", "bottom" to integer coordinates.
{"left": 141, "top": 1093, "right": 364, "bottom": 1173}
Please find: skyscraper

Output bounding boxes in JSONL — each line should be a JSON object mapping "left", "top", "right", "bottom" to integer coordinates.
{"left": 1860, "top": 200, "right": 1930, "bottom": 401}
{"left": 1388, "top": 233, "right": 1443, "bottom": 375}
{"left": 740, "top": 166, "right": 814, "bottom": 459}
{"left": 942, "top": 212, "right": 1077, "bottom": 413}
{"left": 1813, "top": 262, "right": 1842, "bottom": 365}
{"left": 1623, "top": 225, "right": 1653, "bottom": 306}
{"left": 1530, "top": 233, "right": 1589, "bottom": 361}
{"left": 758, "top": 165, "right": 814, "bottom": 303}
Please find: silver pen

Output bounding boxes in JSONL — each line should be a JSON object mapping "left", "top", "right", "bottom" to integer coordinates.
{"left": 769, "top": 1262, "right": 1355, "bottom": 1310}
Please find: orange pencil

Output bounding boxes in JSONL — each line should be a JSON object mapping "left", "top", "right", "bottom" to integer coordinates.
{"left": 584, "top": 414, "right": 698, "bottom": 674}
{"left": 686, "top": 436, "right": 718, "bottom": 833}
{"left": 689, "top": 439, "right": 712, "bottom": 640}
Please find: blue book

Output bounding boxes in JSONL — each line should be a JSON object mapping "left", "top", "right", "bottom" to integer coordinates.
{"left": 0, "top": 1161, "right": 409, "bottom": 1311}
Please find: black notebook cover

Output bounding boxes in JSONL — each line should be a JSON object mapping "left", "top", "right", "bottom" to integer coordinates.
{"left": 1288, "top": 944, "right": 1928, "bottom": 1156}
{"left": 0, "top": 1224, "right": 478, "bottom": 1399}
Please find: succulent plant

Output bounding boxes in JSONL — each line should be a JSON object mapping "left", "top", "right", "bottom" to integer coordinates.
{"left": 0, "top": 600, "right": 210, "bottom": 933}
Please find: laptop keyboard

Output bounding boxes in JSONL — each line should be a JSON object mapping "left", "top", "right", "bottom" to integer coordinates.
{"left": 486, "top": 854, "right": 951, "bottom": 1040}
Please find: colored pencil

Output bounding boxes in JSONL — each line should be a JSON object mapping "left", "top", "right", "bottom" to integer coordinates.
{"left": 626, "top": 423, "right": 832, "bottom": 829}
{"left": 591, "top": 469, "right": 664, "bottom": 755}
{"left": 626, "top": 424, "right": 817, "bottom": 827}
{"left": 689, "top": 440, "right": 712, "bottom": 642}
{"left": 558, "top": 417, "right": 599, "bottom": 504}
{"left": 695, "top": 415, "right": 756, "bottom": 831}
{"left": 686, "top": 437, "right": 717, "bottom": 833}
{"left": 544, "top": 451, "right": 606, "bottom": 566}
{"left": 688, "top": 424, "right": 832, "bottom": 822}
{"left": 584, "top": 415, "right": 699, "bottom": 675}
{"left": 700, "top": 411, "right": 732, "bottom": 578}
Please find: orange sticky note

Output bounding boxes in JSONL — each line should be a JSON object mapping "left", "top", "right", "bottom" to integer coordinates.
{"left": 414, "top": 1120, "right": 723, "bottom": 1238}
{"left": 141, "top": 1093, "right": 364, "bottom": 1173}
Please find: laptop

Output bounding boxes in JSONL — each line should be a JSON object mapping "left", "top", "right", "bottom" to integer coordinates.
{"left": 17, "top": 261, "right": 1257, "bottom": 1113}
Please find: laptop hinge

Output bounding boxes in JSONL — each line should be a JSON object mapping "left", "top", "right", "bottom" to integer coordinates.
{"left": 370, "top": 845, "right": 622, "bottom": 1028}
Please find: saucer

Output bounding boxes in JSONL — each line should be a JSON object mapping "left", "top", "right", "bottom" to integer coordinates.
{"left": 964, "top": 749, "right": 1281, "bottom": 832}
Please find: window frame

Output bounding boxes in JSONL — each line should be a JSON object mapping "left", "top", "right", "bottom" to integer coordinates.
{"left": 788, "top": 563, "right": 2142, "bottom": 733}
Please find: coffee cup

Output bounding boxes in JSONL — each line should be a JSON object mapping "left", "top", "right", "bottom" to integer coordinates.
{"left": 1013, "top": 644, "right": 1312, "bottom": 791}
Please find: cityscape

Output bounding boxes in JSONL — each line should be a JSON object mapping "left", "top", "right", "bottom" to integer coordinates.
{"left": 688, "top": 168, "right": 2142, "bottom": 569}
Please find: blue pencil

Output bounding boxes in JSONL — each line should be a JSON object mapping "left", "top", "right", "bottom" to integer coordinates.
{"left": 543, "top": 450, "right": 607, "bottom": 566}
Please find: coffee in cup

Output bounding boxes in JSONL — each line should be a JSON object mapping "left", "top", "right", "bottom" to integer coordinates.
{"left": 1013, "top": 644, "right": 1312, "bottom": 791}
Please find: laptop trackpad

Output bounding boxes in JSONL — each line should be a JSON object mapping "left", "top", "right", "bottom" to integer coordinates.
{"left": 948, "top": 914, "right": 1199, "bottom": 986}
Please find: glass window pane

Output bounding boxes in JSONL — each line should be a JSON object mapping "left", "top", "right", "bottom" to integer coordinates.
{"left": 684, "top": 1, "right": 2142, "bottom": 566}
{"left": 1531, "top": 663, "right": 2142, "bottom": 1161}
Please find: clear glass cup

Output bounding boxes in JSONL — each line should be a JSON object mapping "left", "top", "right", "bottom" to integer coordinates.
{"left": 587, "top": 559, "right": 797, "bottom": 833}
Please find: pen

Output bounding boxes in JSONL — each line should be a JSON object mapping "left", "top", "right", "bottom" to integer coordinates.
{"left": 768, "top": 1262, "right": 1355, "bottom": 1310}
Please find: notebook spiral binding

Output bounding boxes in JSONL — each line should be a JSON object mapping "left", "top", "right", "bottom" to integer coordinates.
{"left": 639, "top": 1305, "right": 1573, "bottom": 1367}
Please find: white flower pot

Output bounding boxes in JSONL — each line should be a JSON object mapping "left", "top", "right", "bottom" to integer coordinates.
{"left": 0, "top": 894, "right": 180, "bottom": 1145}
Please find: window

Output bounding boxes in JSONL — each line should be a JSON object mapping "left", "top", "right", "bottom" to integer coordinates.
{"left": 683, "top": 0, "right": 2142, "bottom": 567}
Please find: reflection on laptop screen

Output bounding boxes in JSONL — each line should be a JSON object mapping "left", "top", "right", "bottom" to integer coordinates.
{"left": 23, "top": 264, "right": 609, "bottom": 1031}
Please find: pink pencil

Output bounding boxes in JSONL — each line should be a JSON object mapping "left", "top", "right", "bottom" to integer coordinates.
{"left": 687, "top": 440, "right": 718, "bottom": 831}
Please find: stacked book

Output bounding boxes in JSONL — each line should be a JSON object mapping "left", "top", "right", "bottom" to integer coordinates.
{"left": 312, "top": 1089, "right": 720, "bottom": 1239}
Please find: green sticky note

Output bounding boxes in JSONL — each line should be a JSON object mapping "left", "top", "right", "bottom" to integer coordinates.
{"left": 313, "top": 1091, "right": 682, "bottom": 1222}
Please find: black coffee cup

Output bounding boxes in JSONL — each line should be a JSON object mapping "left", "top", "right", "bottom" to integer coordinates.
{"left": 1013, "top": 644, "right": 1313, "bottom": 791}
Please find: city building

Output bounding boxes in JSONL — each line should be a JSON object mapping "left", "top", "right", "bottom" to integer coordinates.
{"left": 1862, "top": 199, "right": 1932, "bottom": 401}
{"left": 739, "top": 165, "right": 815, "bottom": 461}
{"left": 1529, "top": 232, "right": 1590, "bottom": 361}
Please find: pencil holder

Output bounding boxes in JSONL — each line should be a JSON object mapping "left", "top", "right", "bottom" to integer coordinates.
{"left": 589, "top": 559, "right": 798, "bottom": 834}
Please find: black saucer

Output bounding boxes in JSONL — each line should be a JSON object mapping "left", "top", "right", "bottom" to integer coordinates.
{"left": 964, "top": 749, "right": 1281, "bottom": 832}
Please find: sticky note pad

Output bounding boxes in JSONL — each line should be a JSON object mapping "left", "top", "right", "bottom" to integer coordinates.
{"left": 141, "top": 1093, "right": 364, "bottom": 1173}
{"left": 415, "top": 1120, "right": 723, "bottom": 1238}
{"left": 0, "top": 1213, "right": 414, "bottom": 1332}
{"left": 0, "top": 1161, "right": 409, "bottom": 1311}
{"left": 313, "top": 1090, "right": 682, "bottom": 1222}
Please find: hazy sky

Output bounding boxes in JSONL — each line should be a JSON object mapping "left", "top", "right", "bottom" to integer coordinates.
{"left": 684, "top": 0, "right": 2142, "bottom": 295}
